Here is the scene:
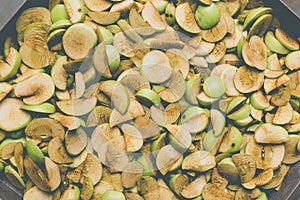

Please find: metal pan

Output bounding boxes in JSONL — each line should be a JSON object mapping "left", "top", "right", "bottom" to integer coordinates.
{"left": 0, "top": 0, "right": 299, "bottom": 199}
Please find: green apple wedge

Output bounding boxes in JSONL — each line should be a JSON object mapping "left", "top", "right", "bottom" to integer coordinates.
{"left": 243, "top": 7, "right": 272, "bottom": 30}
{"left": 63, "top": 0, "right": 86, "bottom": 23}
{"left": 60, "top": 184, "right": 80, "bottom": 200}
{"left": 218, "top": 126, "right": 242, "bottom": 153}
{"left": 142, "top": 1, "right": 167, "bottom": 32}
{"left": 21, "top": 103, "right": 56, "bottom": 114}
{"left": 175, "top": 3, "right": 201, "bottom": 34}
{"left": 0, "top": 98, "right": 31, "bottom": 132}
{"left": 102, "top": 190, "right": 125, "bottom": 200}
{"left": 203, "top": 130, "right": 218, "bottom": 152}
{"left": 136, "top": 88, "right": 161, "bottom": 107}
{"left": 96, "top": 27, "right": 114, "bottom": 45}
{"left": 106, "top": 45, "right": 120, "bottom": 72}
{"left": 180, "top": 106, "right": 209, "bottom": 134}
{"left": 185, "top": 74, "right": 201, "bottom": 105}
{"left": 14, "top": 73, "right": 55, "bottom": 105}
{"left": 164, "top": 3, "right": 176, "bottom": 26}
{"left": 250, "top": 90, "right": 270, "bottom": 110}
{"left": 226, "top": 96, "right": 247, "bottom": 114}
{"left": 195, "top": 3, "right": 220, "bottom": 29}
{"left": 217, "top": 158, "right": 239, "bottom": 183}
{"left": 275, "top": 28, "right": 299, "bottom": 51}
{"left": 150, "top": 0, "right": 168, "bottom": 13}
{"left": 100, "top": 80, "right": 130, "bottom": 115}
{"left": 210, "top": 109, "right": 225, "bottom": 136}
{"left": 26, "top": 140, "right": 45, "bottom": 163}
{"left": 227, "top": 103, "right": 251, "bottom": 121}
{"left": 0, "top": 48, "right": 21, "bottom": 81}
{"left": 285, "top": 51, "right": 300, "bottom": 70}
{"left": 4, "top": 165, "right": 25, "bottom": 189}
{"left": 196, "top": 92, "right": 218, "bottom": 106}
{"left": 50, "top": 4, "right": 69, "bottom": 23}
{"left": 265, "top": 31, "right": 290, "bottom": 55}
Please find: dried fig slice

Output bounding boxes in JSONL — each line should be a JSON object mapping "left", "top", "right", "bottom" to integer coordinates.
{"left": 84, "top": 0, "right": 112, "bottom": 12}
{"left": 16, "top": 7, "right": 51, "bottom": 33}
{"left": 0, "top": 98, "right": 31, "bottom": 132}
{"left": 182, "top": 151, "right": 216, "bottom": 172}
{"left": 129, "top": 7, "right": 156, "bottom": 36}
{"left": 25, "top": 118, "right": 65, "bottom": 141}
{"left": 245, "top": 136, "right": 285, "bottom": 170}
{"left": 202, "top": 16, "right": 227, "bottom": 43}
{"left": 48, "top": 137, "right": 74, "bottom": 164}
{"left": 232, "top": 154, "right": 256, "bottom": 183}
{"left": 234, "top": 66, "right": 264, "bottom": 93}
{"left": 175, "top": 3, "right": 201, "bottom": 34}
{"left": 65, "top": 128, "right": 88, "bottom": 156}
{"left": 88, "top": 11, "right": 120, "bottom": 25}
{"left": 24, "top": 156, "right": 50, "bottom": 191}
{"left": 282, "top": 135, "right": 300, "bottom": 164}
{"left": 242, "top": 36, "right": 267, "bottom": 70}
{"left": 202, "top": 183, "right": 232, "bottom": 200}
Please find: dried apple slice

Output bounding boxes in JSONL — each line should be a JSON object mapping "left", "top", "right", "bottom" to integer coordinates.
{"left": 166, "top": 50, "right": 189, "bottom": 79}
{"left": 175, "top": 3, "right": 201, "bottom": 34}
{"left": 247, "top": 14, "right": 272, "bottom": 39}
{"left": 142, "top": 2, "right": 166, "bottom": 31}
{"left": 181, "top": 175, "right": 207, "bottom": 199}
{"left": 242, "top": 168, "right": 273, "bottom": 189}
{"left": 220, "top": 65, "right": 240, "bottom": 96}
{"left": 121, "top": 124, "right": 143, "bottom": 152}
{"left": 285, "top": 51, "right": 300, "bottom": 70}
{"left": 45, "top": 157, "right": 61, "bottom": 191}
{"left": 243, "top": 7, "right": 272, "bottom": 30}
{"left": 255, "top": 123, "right": 289, "bottom": 144}
{"left": 218, "top": 126, "right": 243, "bottom": 153}
{"left": 16, "top": 7, "right": 51, "bottom": 33}
{"left": 84, "top": 0, "right": 112, "bottom": 12}
{"left": 0, "top": 82, "right": 13, "bottom": 101}
{"left": 63, "top": 23, "right": 97, "bottom": 60}
{"left": 282, "top": 135, "right": 300, "bottom": 164}
{"left": 180, "top": 107, "right": 209, "bottom": 134}
{"left": 242, "top": 36, "right": 267, "bottom": 70}
{"left": 51, "top": 56, "right": 67, "bottom": 90}
{"left": 210, "top": 109, "right": 226, "bottom": 136}
{"left": 156, "top": 145, "right": 182, "bottom": 175}
{"left": 21, "top": 103, "right": 56, "bottom": 114}
{"left": 232, "top": 154, "right": 256, "bottom": 183}
{"left": 140, "top": 50, "right": 172, "bottom": 84}
{"left": 234, "top": 66, "right": 264, "bottom": 93}
{"left": 65, "top": 128, "right": 88, "bottom": 156}
{"left": 14, "top": 73, "right": 55, "bottom": 105}
{"left": 91, "top": 11, "right": 120, "bottom": 27}
{"left": 264, "top": 74, "right": 290, "bottom": 94}
{"left": 245, "top": 136, "right": 285, "bottom": 170}
{"left": 275, "top": 28, "right": 299, "bottom": 51}
{"left": 63, "top": 0, "right": 86, "bottom": 23}
{"left": 56, "top": 97, "right": 97, "bottom": 116}
{"left": 184, "top": 73, "right": 201, "bottom": 105}
{"left": 129, "top": 7, "right": 156, "bottom": 36}
{"left": 202, "top": 16, "right": 227, "bottom": 43}
{"left": 206, "top": 41, "right": 226, "bottom": 63}
{"left": 0, "top": 48, "right": 21, "bottom": 81}
{"left": 48, "top": 137, "right": 74, "bottom": 164}
{"left": 4, "top": 165, "right": 25, "bottom": 189}
{"left": 262, "top": 164, "right": 290, "bottom": 189}
{"left": 158, "top": 71, "right": 186, "bottom": 103}
{"left": 182, "top": 151, "right": 216, "bottom": 172}
{"left": 23, "top": 186, "right": 53, "bottom": 200}
{"left": 0, "top": 98, "right": 31, "bottom": 132}
{"left": 100, "top": 80, "right": 130, "bottom": 114}
{"left": 273, "top": 103, "right": 293, "bottom": 125}
{"left": 49, "top": 112, "right": 82, "bottom": 130}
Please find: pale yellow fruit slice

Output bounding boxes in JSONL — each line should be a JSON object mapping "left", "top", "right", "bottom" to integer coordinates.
{"left": 220, "top": 66, "right": 240, "bottom": 96}
{"left": 51, "top": 56, "right": 68, "bottom": 90}
{"left": 14, "top": 73, "right": 55, "bottom": 105}
{"left": 129, "top": 7, "right": 156, "bottom": 36}
{"left": 142, "top": 1, "right": 166, "bottom": 31}
{"left": 56, "top": 97, "right": 97, "bottom": 116}
{"left": 84, "top": 0, "right": 112, "bottom": 12}
{"left": 88, "top": 10, "right": 120, "bottom": 25}
{"left": 175, "top": 3, "right": 201, "bottom": 34}
{"left": 49, "top": 112, "right": 82, "bottom": 130}
{"left": 234, "top": 66, "right": 264, "bottom": 93}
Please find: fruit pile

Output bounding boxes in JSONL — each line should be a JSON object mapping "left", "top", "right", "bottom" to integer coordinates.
{"left": 0, "top": 0, "right": 299, "bottom": 199}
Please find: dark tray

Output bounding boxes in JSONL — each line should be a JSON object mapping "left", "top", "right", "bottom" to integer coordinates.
{"left": 0, "top": 0, "right": 299, "bottom": 199}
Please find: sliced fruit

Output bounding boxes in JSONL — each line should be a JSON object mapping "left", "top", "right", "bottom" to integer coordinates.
{"left": 165, "top": 3, "right": 176, "bottom": 26}
{"left": 140, "top": 50, "right": 172, "bottom": 84}
{"left": 0, "top": 98, "right": 31, "bottom": 132}
{"left": 175, "top": 3, "right": 201, "bottom": 34}
{"left": 234, "top": 66, "right": 264, "bottom": 93}
{"left": 100, "top": 80, "right": 130, "bottom": 114}
{"left": 102, "top": 190, "right": 125, "bottom": 200}
{"left": 48, "top": 137, "right": 74, "bottom": 164}
{"left": 219, "top": 126, "right": 243, "bottom": 153}
{"left": 247, "top": 14, "right": 272, "bottom": 39}
{"left": 88, "top": 11, "right": 120, "bottom": 25}
{"left": 267, "top": 53, "right": 281, "bottom": 70}
{"left": 63, "top": 0, "right": 86, "bottom": 23}
{"left": 242, "top": 168, "right": 273, "bottom": 189}
{"left": 158, "top": 71, "right": 186, "bottom": 103}
{"left": 156, "top": 145, "right": 182, "bottom": 175}
{"left": 129, "top": 7, "right": 155, "bottom": 36}
{"left": 51, "top": 56, "right": 68, "bottom": 90}
{"left": 121, "top": 124, "right": 143, "bottom": 152}
{"left": 60, "top": 184, "right": 80, "bottom": 200}
{"left": 282, "top": 135, "right": 300, "bottom": 164}
{"left": 264, "top": 74, "right": 290, "bottom": 94}
{"left": 168, "top": 125, "right": 192, "bottom": 152}
{"left": 203, "top": 76, "right": 226, "bottom": 98}
{"left": 232, "top": 154, "right": 256, "bottom": 183}
{"left": 166, "top": 50, "right": 189, "bottom": 79}
{"left": 181, "top": 175, "right": 207, "bottom": 199}
{"left": 63, "top": 23, "right": 97, "bottom": 60}
{"left": 202, "top": 183, "right": 232, "bottom": 199}
{"left": 16, "top": 7, "right": 51, "bottom": 33}
{"left": 45, "top": 157, "right": 61, "bottom": 191}
{"left": 65, "top": 128, "right": 88, "bottom": 156}
{"left": 25, "top": 118, "right": 65, "bottom": 141}
{"left": 206, "top": 41, "right": 226, "bottom": 63}
{"left": 84, "top": 0, "right": 112, "bottom": 12}
{"left": 273, "top": 103, "right": 293, "bottom": 125}
{"left": 250, "top": 90, "right": 270, "bottom": 110}
{"left": 255, "top": 123, "right": 289, "bottom": 144}
{"left": 243, "top": 7, "right": 272, "bottom": 30}
{"left": 50, "top": 4, "right": 69, "bottom": 22}
{"left": 184, "top": 74, "right": 201, "bottom": 105}
{"left": 242, "top": 36, "right": 267, "bottom": 70}
{"left": 227, "top": 103, "right": 251, "bottom": 121}
{"left": 217, "top": 157, "right": 239, "bottom": 183}
{"left": 117, "top": 19, "right": 143, "bottom": 44}
{"left": 245, "top": 136, "right": 285, "bottom": 170}
{"left": 195, "top": 3, "right": 220, "bottom": 29}
{"left": 0, "top": 82, "right": 13, "bottom": 101}
{"left": 0, "top": 48, "right": 21, "bottom": 81}
{"left": 220, "top": 66, "right": 240, "bottom": 96}
{"left": 57, "top": 97, "right": 97, "bottom": 116}
{"left": 50, "top": 112, "right": 82, "bottom": 130}
{"left": 5, "top": 165, "right": 25, "bottom": 189}
{"left": 265, "top": 31, "right": 290, "bottom": 55}
{"left": 142, "top": 2, "right": 166, "bottom": 31}
{"left": 80, "top": 175, "right": 94, "bottom": 200}
{"left": 180, "top": 107, "right": 209, "bottom": 134}
{"left": 14, "top": 73, "right": 55, "bottom": 105}
{"left": 21, "top": 103, "right": 56, "bottom": 114}
{"left": 182, "top": 151, "right": 216, "bottom": 172}
{"left": 262, "top": 164, "right": 290, "bottom": 189}
{"left": 202, "top": 17, "right": 227, "bottom": 43}
{"left": 210, "top": 109, "right": 226, "bottom": 136}
{"left": 285, "top": 51, "right": 300, "bottom": 70}
{"left": 24, "top": 186, "right": 53, "bottom": 200}
{"left": 226, "top": 96, "right": 246, "bottom": 114}
{"left": 25, "top": 140, "right": 44, "bottom": 163}
{"left": 275, "top": 28, "right": 299, "bottom": 51}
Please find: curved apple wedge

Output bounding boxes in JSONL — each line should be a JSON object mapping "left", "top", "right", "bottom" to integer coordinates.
{"left": 21, "top": 103, "right": 56, "bottom": 114}
{"left": 142, "top": 1, "right": 166, "bottom": 32}
{"left": 57, "top": 97, "right": 97, "bottom": 116}
{"left": 0, "top": 98, "right": 32, "bottom": 132}
{"left": 0, "top": 48, "right": 21, "bottom": 81}
{"left": 100, "top": 80, "right": 130, "bottom": 115}
{"left": 14, "top": 73, "right": 55, "bottom": 105}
